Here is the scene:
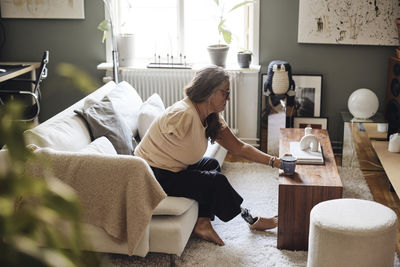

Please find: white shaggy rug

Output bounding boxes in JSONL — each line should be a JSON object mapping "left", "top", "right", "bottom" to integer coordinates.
{"left": 108, "top": 162, "right": 399, "bottom": 267}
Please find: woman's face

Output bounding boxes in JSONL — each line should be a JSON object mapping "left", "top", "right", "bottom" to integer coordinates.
{"left": 209, "top": 80, "right": 230, "bottom": 113}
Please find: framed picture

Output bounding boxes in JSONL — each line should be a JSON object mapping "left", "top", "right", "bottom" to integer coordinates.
{"left": 0, "top": 0, "right": 85, "bottom": 19}
{"left": 294, "top": 117, "right": 328, "bottom": 130}
{"left": 293, "top": 74, "right": 322, "bottom": 117}
{"left": 298, "top": 0, "right": 399, "bottom": 46}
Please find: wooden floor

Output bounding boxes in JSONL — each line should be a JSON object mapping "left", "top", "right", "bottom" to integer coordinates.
{"left": 225, "top": 153, "right": 400, "bottom": 256}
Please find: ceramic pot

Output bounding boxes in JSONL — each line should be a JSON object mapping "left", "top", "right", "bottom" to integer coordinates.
{"left": 117, "top": 34, "right": 135, "bottom": 67}
{"left": 237, "top": 52, "right": 252, "bottom": 68}
{"left": 207, "top": 44, "right": 229, "bottom": 67}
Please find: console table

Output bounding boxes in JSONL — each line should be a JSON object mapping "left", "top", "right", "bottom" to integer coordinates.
{"left": 341, "top": 111, "right": 386, "bottom": 170}
{"left": 278, "top": 128, "right": 343, "bottom": 250}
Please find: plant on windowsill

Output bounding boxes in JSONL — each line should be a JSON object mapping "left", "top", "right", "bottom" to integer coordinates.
{"left": 237, "top": 49, "right": 252, "bottom": 68}
{"left": 207, "top": 0, "right": 255, "bottom": 67}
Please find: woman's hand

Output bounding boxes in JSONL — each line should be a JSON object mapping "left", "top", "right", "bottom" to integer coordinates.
{"left": 273, "top": 153, "right": 293, "bottom": 170}
{"left": 273, "top": 157, "right": 283, "bottom": 169}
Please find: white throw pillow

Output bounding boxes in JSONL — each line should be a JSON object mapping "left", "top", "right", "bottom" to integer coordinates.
{"left": 137, "top": 93, "right": 165, "bottom": 139}
{"left": 108, "top": 81, "right": 143, "bottom": 137}
{"left": 78, "top": 136, "right": 117, "bottom": 155}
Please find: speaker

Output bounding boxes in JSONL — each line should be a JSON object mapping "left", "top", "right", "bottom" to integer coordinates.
{"left": 385, "top": 56, "right": 400, "bottom": 137}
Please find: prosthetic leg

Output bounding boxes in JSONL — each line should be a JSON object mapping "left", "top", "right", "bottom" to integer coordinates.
{"left": 241, "top": 208, "right": 278, "bottom": 231}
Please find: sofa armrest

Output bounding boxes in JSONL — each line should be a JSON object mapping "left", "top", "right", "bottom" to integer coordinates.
{"left": 29, "top": 148, "right": 166, "bottom": 255}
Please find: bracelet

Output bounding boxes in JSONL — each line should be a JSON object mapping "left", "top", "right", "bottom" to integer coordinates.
{"left": 268, "top": 156, "right": 276, "bottom": 168}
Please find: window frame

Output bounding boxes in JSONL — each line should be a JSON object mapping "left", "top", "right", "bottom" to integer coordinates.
{"left": 104, "top": 0, "right": 260, "bottom": 67}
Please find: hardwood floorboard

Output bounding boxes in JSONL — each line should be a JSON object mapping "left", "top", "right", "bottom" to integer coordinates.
{"left": 225, "top": 153, "right": 400, "bottom": 256}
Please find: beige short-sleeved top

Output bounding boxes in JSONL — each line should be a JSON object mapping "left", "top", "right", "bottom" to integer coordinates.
{"left": 134, "top": 97, "right": 226, "bottom": 172}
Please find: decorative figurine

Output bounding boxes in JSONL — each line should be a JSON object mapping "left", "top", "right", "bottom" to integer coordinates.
{"left": 300, "top": 126, "right": 319, "bottom": 152}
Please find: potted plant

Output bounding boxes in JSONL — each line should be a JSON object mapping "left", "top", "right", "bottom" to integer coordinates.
{"left": 237, "top": 49, "right": 252, "bottom": 68}
{"left": 207, "top": 0, "right": 255, "bottom": 67}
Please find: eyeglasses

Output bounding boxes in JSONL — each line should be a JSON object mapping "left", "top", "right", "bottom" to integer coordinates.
{"left": 219, "top": 89, "right": 230, "bottom": 100}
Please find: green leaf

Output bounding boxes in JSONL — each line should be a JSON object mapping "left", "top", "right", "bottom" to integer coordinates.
{"left": 214, "top": 0, "right": 220, "bottom": 6}
{"left": 229, "top": 0, "right": 255, "bottom": 13}
{"left": 97, "top": 19, "right": 110, "bottom": 32}
{"left": 97, "top": 19, "right": 111, "bottom": 43}
{"left": 221, "top": 28, "right": 232, "bottom": 44}
{"left": 218, "top": 18, "right": 225, "bottom": 31}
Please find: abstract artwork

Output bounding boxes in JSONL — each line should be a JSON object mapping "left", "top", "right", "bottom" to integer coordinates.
{"left": 0, "top": 0, "right": 85, "bottom": 19}
{"left": 298, "top": 0, "right": 400, "bottom": 46}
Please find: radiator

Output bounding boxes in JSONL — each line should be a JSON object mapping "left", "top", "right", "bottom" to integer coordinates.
{"left": 118, "top": 68, "right": 240, "bottom": 133}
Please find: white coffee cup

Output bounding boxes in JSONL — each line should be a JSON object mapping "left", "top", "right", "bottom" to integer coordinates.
{"left": 377, "top": 123, "right": 388, "bottom": 133}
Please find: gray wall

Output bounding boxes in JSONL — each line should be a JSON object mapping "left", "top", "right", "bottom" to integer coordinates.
{"left": 1, "top": 0, "right": 395, "bottom": 142}
{"left": 260, "top": 0, "right": 395, "bottom": 141}
{"left": 0, "top": 1, "right": 105, "bottom": 121}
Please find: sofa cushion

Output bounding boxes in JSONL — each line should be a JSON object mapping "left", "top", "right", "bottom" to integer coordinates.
{"left": 24, "top": 115, "right": 92, "bottom": 152}
{"left": 153, "top": 196, "right": 196, "bottom": 216}
{"left": 108, "top": 81, "right": 143, "bottom": 137}
{"left": 78, "top": 136, "right": 117, "bottom": 155}
{"left": 24, "top": 81, "right": 118, "bottom": 151}
{"left": 75, "top": 95, "right": 135, "bottom": 155}
{"left": 137, "top": 93, "right": 165, "bottom": 139}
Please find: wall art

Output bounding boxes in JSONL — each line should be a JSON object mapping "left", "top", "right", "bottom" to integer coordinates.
{"left": 298, "top": 0, "right": 400, "bottom": 46}
{"left": 0, "top": 0, "right": 85, "bottom": 19}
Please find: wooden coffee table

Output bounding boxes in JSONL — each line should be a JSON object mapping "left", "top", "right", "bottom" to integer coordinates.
{"left": 278, "top": 128, "right": 343, "bottom": 250}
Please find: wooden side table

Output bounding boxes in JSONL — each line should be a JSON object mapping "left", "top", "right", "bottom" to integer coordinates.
{"left": 278, "top": 128, "right": 343, "bottom": 250}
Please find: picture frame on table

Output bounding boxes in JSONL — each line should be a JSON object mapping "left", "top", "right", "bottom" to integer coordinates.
{"left": 294, "top": 117, "right": 328, "bottom": 130}
{"left": 292, "top": 74, "right": 322, "bottom": 117}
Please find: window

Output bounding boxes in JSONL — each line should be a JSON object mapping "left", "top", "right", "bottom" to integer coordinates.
{"left": 107, "top": 0, "right": 259, "bottom": 66}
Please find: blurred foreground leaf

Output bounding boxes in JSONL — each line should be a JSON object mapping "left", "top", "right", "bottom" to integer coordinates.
{"left": 0, "top": 102, "right": 105, "bottom": 266}
{"left": 56, "top": 63, "right": 100, "bottom": 95}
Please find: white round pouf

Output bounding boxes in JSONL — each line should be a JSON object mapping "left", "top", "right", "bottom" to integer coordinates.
{"left": 307, "top": 198, "right": 398, "bottom": 267}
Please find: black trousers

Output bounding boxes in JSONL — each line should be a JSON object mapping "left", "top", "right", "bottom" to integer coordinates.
{"left": 151, "top": 157, "right": 243, "bottom": 222}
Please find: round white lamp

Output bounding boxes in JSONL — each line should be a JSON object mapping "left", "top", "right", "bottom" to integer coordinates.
{"left": 347, "top": 88, "right": 379, "bottom": 122}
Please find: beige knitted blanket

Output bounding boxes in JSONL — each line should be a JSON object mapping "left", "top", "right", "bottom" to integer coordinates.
{"left": 29, "top": 148, "right": 167, "bottom": 255}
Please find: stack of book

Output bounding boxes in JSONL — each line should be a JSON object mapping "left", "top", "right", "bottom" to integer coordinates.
{"left": 289, "top": 141, "right": 324, "bottom": 164}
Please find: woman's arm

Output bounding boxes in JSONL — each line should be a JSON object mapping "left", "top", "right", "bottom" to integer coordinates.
{"left": 216, "top": 127, "right": 282, "bottom": 169}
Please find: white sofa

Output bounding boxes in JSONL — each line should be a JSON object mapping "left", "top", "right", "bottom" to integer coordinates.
{"left": 20, "top": 81, "right": 228, "bottom": 259}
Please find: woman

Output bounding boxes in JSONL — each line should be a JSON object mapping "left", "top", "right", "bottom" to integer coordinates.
{"left": 135, "top": 65, "right": 283, "bottom": 246}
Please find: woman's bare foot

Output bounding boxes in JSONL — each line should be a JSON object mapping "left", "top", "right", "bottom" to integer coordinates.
{"left": 249, "top": 215, "right": 278, "bottom": 231}
{"left": 193, "top": 217, "right": 225, "bottom": 246}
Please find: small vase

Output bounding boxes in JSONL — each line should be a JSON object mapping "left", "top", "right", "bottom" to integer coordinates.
{"left": 237, "top": 52, "right": 252, "bottom": 68}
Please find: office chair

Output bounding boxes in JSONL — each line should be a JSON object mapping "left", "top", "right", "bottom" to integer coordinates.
{"left": 0, "top": 51, "right": 49, "bottom": 122}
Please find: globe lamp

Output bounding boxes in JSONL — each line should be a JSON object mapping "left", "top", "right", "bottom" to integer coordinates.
{"left": 347, "top": 88, "right": 379, "bottom": 122}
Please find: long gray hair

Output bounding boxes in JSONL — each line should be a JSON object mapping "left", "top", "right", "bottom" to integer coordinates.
{"left": 184, "top": 65, "right": 230, "bottom": 143}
